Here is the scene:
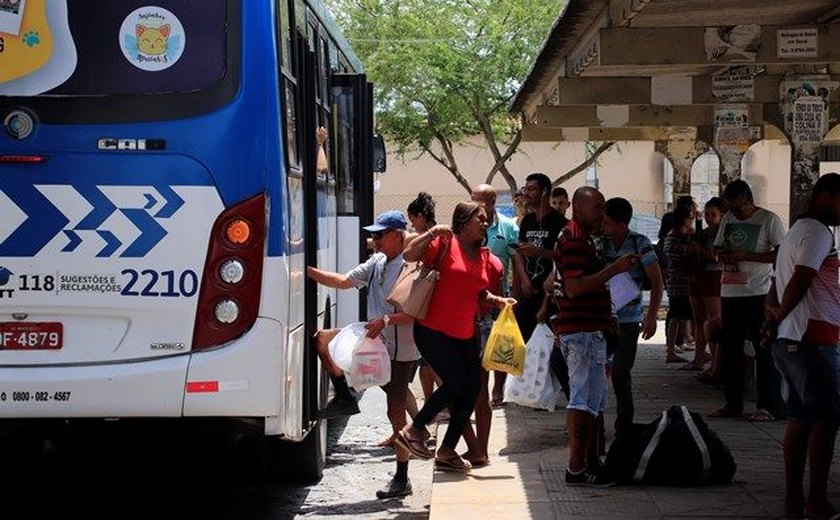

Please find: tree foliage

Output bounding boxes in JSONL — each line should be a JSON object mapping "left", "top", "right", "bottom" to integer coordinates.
{"left": 327, "top": 0, "right": 565, "bottom": 193}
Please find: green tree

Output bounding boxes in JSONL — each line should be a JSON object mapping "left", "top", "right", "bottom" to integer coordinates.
{"left": 328, "top": 0, "right": 610, "bottom": 194}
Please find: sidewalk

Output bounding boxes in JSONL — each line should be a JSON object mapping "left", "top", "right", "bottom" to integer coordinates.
{"left": 428, "top": 329, "right": 840, "bottom": 519}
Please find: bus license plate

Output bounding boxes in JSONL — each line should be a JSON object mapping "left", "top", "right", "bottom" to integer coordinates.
{"left": 0, "top": 322, "right": 63, "bottom": 350}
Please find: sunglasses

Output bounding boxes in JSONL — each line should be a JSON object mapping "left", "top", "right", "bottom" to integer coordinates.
{"left": 372, "top": 229, "right": 394, "bottom": 240}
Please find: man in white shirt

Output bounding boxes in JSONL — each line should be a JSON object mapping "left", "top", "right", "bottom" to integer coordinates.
{"left": 763, "top": 173, "right": 840, "bottom": 520}
{"left": 709, "top": 180, "right": 787, "bottom": 422}
{"left": 307, "top": 210, "right": 419, "bottom": 499}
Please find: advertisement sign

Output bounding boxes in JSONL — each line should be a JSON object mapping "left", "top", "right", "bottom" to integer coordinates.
{"left": 712, "top": 74, "right": 755, "bottom": 102}
{"left": 778, "top": 28, "right": 818, "bottom": 58}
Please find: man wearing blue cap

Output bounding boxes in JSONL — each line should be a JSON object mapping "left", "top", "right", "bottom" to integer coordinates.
{"left": 307, "top": 209, "right": 420, "bottom": 499}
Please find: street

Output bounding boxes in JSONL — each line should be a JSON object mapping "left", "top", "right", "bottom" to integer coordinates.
{"left": 0, "top": 385, "right": 432, "bottom": 519}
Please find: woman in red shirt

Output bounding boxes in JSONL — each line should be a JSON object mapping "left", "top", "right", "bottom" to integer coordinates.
{"left": 395, "top": 201, "right": 516, "bottom": 472}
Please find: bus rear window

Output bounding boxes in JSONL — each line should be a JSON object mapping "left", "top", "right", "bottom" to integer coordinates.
{"left": 0, "top": 1, "right": 228, "bottom": 97}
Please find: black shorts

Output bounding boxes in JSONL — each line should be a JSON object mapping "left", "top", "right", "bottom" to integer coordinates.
{"left": 381, "top": 360, "right": 415, "bottom": 404}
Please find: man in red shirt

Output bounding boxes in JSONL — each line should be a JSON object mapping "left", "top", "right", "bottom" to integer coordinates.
{"left": 552, "top": 186, "right": 636, "bottom": 487}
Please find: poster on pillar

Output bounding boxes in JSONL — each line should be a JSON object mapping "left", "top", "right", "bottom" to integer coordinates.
{"left": 791, "top": 97, "right": 827, "bottom": 146}
{"left": 781, "top": 77, "right": 840, "bottom": 221}
{"left": 714, "top": 104, "right": 751, "bottom": 148}
{"left": 781, "top": 76, "right": 838, "bottom": 145}
{"left": 714, "top": 104, "right": 756, "bottom": 186}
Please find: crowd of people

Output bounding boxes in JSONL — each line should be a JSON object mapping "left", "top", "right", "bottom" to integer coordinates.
{"left": 305, "top": 165, "right": 840, "bottom": 519}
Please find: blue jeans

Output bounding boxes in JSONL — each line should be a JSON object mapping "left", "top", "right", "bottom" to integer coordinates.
{"left": 560, "top": 331, "right": 608, "bottom": 416}
{"left": 772, "top": 339, "right": 840, "bottom": 422}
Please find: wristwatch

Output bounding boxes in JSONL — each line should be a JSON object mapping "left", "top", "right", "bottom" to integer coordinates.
{"left": 382, "top": 314, "right": 391, "bottom": 327}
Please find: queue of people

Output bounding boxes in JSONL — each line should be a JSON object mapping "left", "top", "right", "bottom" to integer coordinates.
{"left": 305, "top": 172, "right": 840, "bottom": 519}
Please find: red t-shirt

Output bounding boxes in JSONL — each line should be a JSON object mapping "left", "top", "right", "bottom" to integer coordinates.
{"left": 419, "top": 236, "right": 495, "bottom": 339}
{"left": 478, "top": 254, "right": 504, "bottom": 317}
{"left": 552, "top": 220, "right": 611, "bottom": 334}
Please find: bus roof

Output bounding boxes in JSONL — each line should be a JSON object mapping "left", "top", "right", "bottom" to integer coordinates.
{"left": 308, "top": 0, "right": 364, "bottom": 73}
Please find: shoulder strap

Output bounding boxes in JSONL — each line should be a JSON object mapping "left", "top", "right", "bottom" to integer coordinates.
{"left": 431, "top": 237, "right": 452, "bottom": 270}
{"left": 681, "top": 406, "right": 711, "bottom": 483}
{"left": 633, "top": 411, "right": 670, "bottom": 483}
{"left": 629, "top": 232, "right": 642, "bottom": 255}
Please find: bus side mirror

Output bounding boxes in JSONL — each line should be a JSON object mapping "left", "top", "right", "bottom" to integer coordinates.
{"left": 372, "top": 134, "right": 387, "bottom": 173}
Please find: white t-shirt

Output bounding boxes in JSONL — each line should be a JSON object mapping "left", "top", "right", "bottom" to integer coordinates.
{"left": 346, "top": 252, "right": 419, "bottom": 362}
{"left": 775, "top": 218, "right": 840, "bottom": 342}
{"left": 714, "top": 207, "right": 786, "bottom": 297}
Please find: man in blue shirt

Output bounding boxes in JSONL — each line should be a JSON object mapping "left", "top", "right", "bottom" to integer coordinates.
{"left": 472, "top": 184, "right": 519, "bottom": 294}
{"left": 602, "top": 198, "right": 664, "bottom": 434}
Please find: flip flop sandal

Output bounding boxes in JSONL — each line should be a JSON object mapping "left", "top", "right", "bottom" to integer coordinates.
{"left": 744, "top": 409, "right": 775, "bottom": 422}
{"left": 707, "top": 407, "right": 740, "bottom": 418}
{"left": 434, "top": 454, "right": 472, "bottom": 473}
{"left": 678, "top": 362, "right": 704, "bottom": 371}
{"left": 695, "top": 372, "right": 720, "bottom": 384}
{"left": 460, "top": 452, "right": 490, "bottom": 468}
{"left": 394, "top": 430, "right": 434, "bottom": 460}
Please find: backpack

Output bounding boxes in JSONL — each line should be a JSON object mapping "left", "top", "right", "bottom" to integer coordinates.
{"left": 630, "top": 233, "right": 661, "bottom": 291}
{"left": 605, "top": 405, "right": 737, "bottom": 486}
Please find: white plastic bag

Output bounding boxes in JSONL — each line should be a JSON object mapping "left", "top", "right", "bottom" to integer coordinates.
{"left": 346, "top": 336, "right": 391, "bottom": 390}
{"left": 328, "top": 322, "right": 368, "bottom": 372}
{"left": 503, "top": 323, "right": 561, "bottom": 411}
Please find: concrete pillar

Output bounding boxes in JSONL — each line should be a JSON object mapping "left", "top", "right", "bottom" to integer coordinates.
{"left": 655, "top": 139, "right": 710, "bottom": 204}
{"left": 711, "top": 103, "right": 762, "bottom": 194}
{"left": 780, "top": 76, "right": 839, "bottom": 222}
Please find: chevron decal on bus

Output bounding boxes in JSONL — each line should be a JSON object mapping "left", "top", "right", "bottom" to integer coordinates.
{"left": 0, "top": 184, "right": 186, "bottom": 258}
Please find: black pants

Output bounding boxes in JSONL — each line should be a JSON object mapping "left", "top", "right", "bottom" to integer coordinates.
{"left": 412, "top": 322, "right": 481, "bottom": 450}
{"left": 515, "top": 288, "right": 544, "bottom": 344}
{"left": 721, "top": 295, "right": 786, "bottom": 417}
{"left": 612, "top": 322, "right": 641, "bottom": 433}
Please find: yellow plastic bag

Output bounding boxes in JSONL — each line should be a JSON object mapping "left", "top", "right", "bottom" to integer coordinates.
{"left": 481, "top": 303, "right": 526, "bottom": 376}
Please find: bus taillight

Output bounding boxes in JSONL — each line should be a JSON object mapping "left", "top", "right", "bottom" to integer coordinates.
{"left": 192, "top": 193, "right": 266, "bottom": 350}
{"left": 0, "top": 155, "right": 48, "bottom": 164}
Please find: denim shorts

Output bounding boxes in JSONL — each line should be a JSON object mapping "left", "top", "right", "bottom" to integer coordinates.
{"left": 559, "top": 331, "right": 608, "bottom": 416}
{"left": 772, "top": 338, "right": 840, "bottom": 422}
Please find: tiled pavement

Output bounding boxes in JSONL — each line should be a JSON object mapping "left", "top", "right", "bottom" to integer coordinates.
{"left": 428, "top": 328, "right": 840, "bottom": 519}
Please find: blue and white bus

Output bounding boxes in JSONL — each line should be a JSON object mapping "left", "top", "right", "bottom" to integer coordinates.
{"left": 0, "top": 0, "right": 378, "bottom": 479}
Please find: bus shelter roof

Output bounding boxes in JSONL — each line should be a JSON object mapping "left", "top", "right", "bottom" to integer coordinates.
{"left": 511, "top": 0, "right": 840, "bottom": 142}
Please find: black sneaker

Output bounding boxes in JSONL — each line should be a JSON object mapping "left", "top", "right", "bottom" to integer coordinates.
{"left": 375, "top": 477, "right": 412, "bottom": 499}
{"left": 565, "top": 468, "right": 617, "bottom": 488}
{"left": 318, "top": 396, "right": 360, "bottom": 420}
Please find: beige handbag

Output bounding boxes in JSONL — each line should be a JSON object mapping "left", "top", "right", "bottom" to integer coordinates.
{"left": 387, "top": 238, "right": 451, "bottom": 319}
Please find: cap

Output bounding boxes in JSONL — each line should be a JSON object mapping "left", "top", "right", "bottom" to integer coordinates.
{"left": 363, "top": 210, "right": 408, "bottom": 232}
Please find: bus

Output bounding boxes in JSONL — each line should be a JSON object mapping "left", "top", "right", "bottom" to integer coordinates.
{"left": 0, "top": 0, "right": 379, "bottom": 480}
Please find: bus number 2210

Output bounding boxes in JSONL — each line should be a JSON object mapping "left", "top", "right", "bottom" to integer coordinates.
{"left": 120, "top": 269, "right": 198, "bottom": 297}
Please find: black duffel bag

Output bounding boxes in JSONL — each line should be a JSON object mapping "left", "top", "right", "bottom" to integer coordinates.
{"left": 605, "top": 405, "right": 736, "bottom": 486}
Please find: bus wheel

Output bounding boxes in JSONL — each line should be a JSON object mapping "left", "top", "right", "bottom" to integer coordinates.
{"left": 283, "top": 418, "right": 327, "bottom": 482}
{"left": 251, "top": 419, "right": 327, "bottom": 483}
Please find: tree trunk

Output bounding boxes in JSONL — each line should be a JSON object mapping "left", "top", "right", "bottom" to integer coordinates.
{"left": 551, "top": 142, "right": 616, "bottom": 187}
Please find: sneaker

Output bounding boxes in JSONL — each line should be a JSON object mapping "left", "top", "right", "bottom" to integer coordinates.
{"left": 375, "top": 477, "right": 412, "bottom": 499}
{"left": 565, "top": 468, "right": 617, "bottom": 488}
{"left": 318, "top": 396, "right": 360, "bottom": 420}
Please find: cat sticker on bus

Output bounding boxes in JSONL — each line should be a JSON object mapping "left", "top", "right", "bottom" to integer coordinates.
{"left": 120, "top": 6, "right": 184, "bottom": 71}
